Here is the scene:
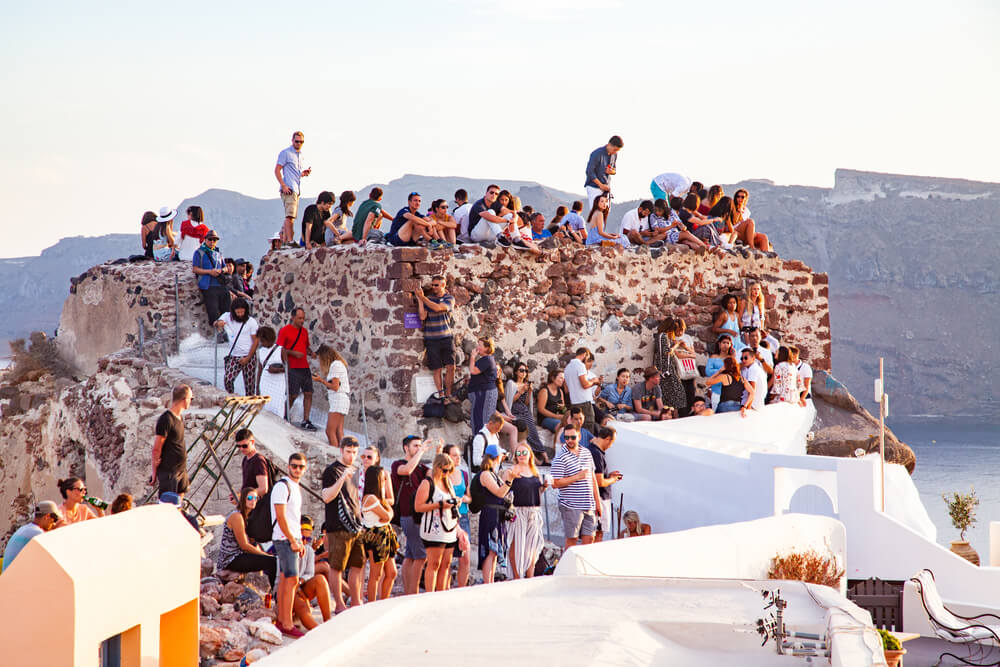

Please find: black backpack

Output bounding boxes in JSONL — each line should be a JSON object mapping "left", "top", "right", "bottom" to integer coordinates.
{"left": 468, "top": 471, "right": 487, "bottom": 514}
{"left": 246, "top": 479, "right": 288, "bottom": 543}
{"left": 422, "top": 392, "right": 446, "bottom": 419}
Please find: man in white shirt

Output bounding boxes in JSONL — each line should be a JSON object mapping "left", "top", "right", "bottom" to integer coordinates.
{"left": 471, "top": 413, "right": 504, "bottom": 464}
{"left": 565, "top": 347, "right": 603, "bottom": 433}
{"left": 453, "top": 189, "right": 472, "bottom": 243}
{"left": 797, "top": 357, "right": 813, "bottom": 399}
{"left": 621, "top": 200, "right": 661, "bottom": 246}
{"left": 272, "top": 452, "right": 307, "bottom": 638}
{"left": 735, "top": 328, "right": 773, "bottom": 375}
{"left": 739, "top": 349, "right": 768, "bottom": 415}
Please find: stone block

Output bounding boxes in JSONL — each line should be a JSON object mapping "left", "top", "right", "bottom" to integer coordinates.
{"left": 413, "top": 261, "right": 445, "bottom": 276}
{"left": 386, "top": 263, "right": 413, "bottom": 279}
{"left": 812, "top": 272, "right": 829, "bottom": 284}
{"left": 391, "top": 247, "right": 428, "bottom": 262}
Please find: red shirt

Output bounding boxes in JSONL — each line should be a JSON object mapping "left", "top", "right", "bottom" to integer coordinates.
{"left": 276, "top": 324, "right": 310, "bottom": 369}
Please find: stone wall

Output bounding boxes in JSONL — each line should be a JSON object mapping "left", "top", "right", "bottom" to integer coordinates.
{"left": 252, "top": 242, "right": 831, "bottom": 449}
{"left": 57, "top": 261, "right": 213, "bottom": 373}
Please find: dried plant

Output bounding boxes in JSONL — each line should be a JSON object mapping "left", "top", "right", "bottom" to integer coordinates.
{"left": 942, "top": 487, "right": 979, "bottom": 541}
{"left": 768, "top": 548, "right": 844, "bottom": 589}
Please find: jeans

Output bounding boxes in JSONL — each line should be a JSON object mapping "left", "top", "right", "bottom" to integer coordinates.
{"left": 717, "top": 400, "right": 741, "bottom": 413}
{"left": 225, "top": 551, "right": 277, "bottom": 588}
{"left": 540, "top": 416, "right": 562, "bottom": 432}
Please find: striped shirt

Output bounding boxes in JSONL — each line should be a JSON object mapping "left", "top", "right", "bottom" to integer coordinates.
{"left": 551, "top": 445, "right": 595, "bottom": 511}
{"left": 423, "top": 293, "right": 454, "bottom": 340}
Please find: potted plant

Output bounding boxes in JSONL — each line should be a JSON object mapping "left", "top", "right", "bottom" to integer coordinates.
{"left": 942, "top": 487, "right": 980, "bottom": 565}
{"left": 878, "top": 628, "right": 905, "bottom": 667}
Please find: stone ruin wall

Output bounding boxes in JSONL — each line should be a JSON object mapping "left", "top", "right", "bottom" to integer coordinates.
{"left": 252, "top": 243, "right": 831, "bottom": 449}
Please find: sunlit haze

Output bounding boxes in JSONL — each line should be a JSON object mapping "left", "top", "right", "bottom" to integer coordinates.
{"left": 1, "top": 0, "right": 997, "bottom": 257}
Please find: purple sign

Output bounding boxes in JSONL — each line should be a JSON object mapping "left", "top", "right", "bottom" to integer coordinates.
{"left": 404, "top": 312, "right": 421, "bottom": 329}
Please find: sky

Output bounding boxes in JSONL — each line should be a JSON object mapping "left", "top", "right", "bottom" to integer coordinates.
{"left": 1, "top": 0, "right": 998, "bottom": 258}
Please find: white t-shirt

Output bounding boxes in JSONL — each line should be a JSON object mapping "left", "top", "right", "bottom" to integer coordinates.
{"left": 652, "top": 172, "right": 692, "bottom": 197}
{"left": 217, "top": 312, "right": 259, "bottom": 358}
{"left": 471, "top": 426, "right": 500, "bottom": 464}
{"left": 177, "top": 234, "right": 201, "bottom": 262}
{"left": 326, "top": 360, "right": 350, "bottom": 403}
{"left": 270, "top": 477, "right": 302, "bottom": 542}
{"left": 620, "top": 207, "right": 649, "bottom": 234}
{"left": 565, "top": 357, "right": 591, "bottom": 405}
{"left": 742, "top": 363, "right": 768, "bottom": 411}
{"left": 797, "top": 361, "right": 813, "bottom": 395}
{"left": 756, "top": 344, "right": 774, "bottom": 369}
{"left": 454, "top": 202, "right": 473, "bottom": 241}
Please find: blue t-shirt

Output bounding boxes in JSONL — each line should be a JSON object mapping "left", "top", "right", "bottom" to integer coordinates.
{"left": 468, "top": 355, "right": 497, "bottom": 393}
{"left": 532, "top": 229, "right": 552, "bottom": 240}
{"left": 2, "top": 523, "right": 44, "bottom": 572}
{"left": 563, "top": 212, "right": 585, "bottom": 231}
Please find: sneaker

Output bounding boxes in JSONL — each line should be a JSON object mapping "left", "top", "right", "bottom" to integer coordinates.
{"left": 428, "top": 239, "right": 442, "bottom": 250}
{"left": 511, "top": 239, "right": 531, "bottom": 251}
{"left": 496, "top": 235, "right": 512, "bottom": 247}
{"left": 276, "top": 623, "right": 305, "bottom": 638}
{"left": 649, "top": 240, "right": 665, "bottom": 249}
{"left": 300, "top": 420, "right": 317, "bottom": 432}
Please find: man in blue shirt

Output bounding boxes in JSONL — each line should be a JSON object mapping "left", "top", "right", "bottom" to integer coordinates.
{"left": 529, "top": 212, "right": 551, "bottom": 241}
{"left": 584, "top": 135, "right": 623, "bottom": 210}
{"left": 386, "top": 192, "right": 436, "bottom": 246}
{"left": 274, "top": 131, "right": 312, "bottom": 245}
{"left": 191, "top": 229, "right": 232, "bottom": 326}
{"left": 2, "top": 501, "right": 62, "bottom": 573}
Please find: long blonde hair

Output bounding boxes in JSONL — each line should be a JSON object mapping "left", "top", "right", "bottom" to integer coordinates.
{"left": 316, "top": 343, "right": 346, "bottom": 375}
{"left": 514, "top": 441, "right": 539, "bottom": 478}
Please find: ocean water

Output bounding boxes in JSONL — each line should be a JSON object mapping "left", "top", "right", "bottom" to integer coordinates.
{"left": 892, "top": 418, "right": 1000, "bottom": 559}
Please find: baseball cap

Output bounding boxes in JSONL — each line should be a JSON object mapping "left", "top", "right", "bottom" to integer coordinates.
{"left": 35, "top": 500, "right": 62, "bottom": 519}
{"left": 484, "top": 443, "right": 503, "bottom": 458}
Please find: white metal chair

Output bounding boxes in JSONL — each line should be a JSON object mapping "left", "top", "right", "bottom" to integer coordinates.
{"left": 911, "top": 569, "right": 1000, "bottom": 666}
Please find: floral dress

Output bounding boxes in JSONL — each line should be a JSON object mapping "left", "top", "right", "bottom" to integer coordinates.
{"left": 653, "top": 333, "right": 687, "bottom": 410}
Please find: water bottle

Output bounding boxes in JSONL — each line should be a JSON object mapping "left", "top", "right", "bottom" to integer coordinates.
{"left": 84, "top": 495, "right": 109, "bottom": 511}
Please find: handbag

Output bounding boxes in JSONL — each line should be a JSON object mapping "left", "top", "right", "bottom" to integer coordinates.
{"left": 676, "top": 356, "right": 699, "bottom": 381}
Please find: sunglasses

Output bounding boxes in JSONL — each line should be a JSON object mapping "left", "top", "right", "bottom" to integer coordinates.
{"left": 361, "top": 454, "right": 375, "bottom": 460}
{"left": 289, "top": 463, "right": 306, "bottom": 470}
{"left": 442, "top": 467, "right": 454, "bottom": 473}
{"left": 409, "top": 191, "right": 420, "bottom": 198}
{"left": 237, "top": 443, "right": 250, "bottom": 449}
{"left": 515, "top": 450, "right": 530, "bottom": 456}
{"left": 564, "top": 435, "right": 578, "bottom": 441}
{"left": 49, "top": 513, "right": 61, "bottom": 522}
{"left": 73, "top": 486, "right": 86, "bottom": 493}
{"left": 246, "top": 495, "right": 258, "bottom": 501}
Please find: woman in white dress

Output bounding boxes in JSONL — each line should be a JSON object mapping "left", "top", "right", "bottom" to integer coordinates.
{"left": 313, "top": 344, "right": 350, "bottom": 448}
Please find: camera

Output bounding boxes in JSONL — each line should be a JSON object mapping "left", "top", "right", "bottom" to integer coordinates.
{"left": 446, "top": 497, "right": 458, "bottom": 506}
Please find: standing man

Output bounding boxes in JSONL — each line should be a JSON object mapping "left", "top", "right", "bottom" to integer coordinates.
{"left": 321, "top": 437, "right": 365, "bottom": 614}
{"left": 271, "top": 452, "right": 307, "bottom": 638}
{"left": 740, "top": 348, "right": 768, "bottom": 416}
{"left": 586, "top": 426, "right": 622, "bottom": 542}
{"left": 191, "top": 229, "right": 232, "bottom": 327}
{"left": 274, "top": 131, "right": 311, "bottom": 245}
{"left": 550, "top": 424, "right": 600, "bottom": 550}
{"left": 151, "top": 385, "right": 192, "bottom": 500}
{"left": 453, "top": 189, "right": 472, "bottom": 243}
{"left": 584, "top": 135, "right": 623, "bottom": 209}
{"left": 277, "top": 308, "right": 316, "bottom": 431}
{"left": 352, "top": 187, "right": 393, "bottom": 246}
{"left": 564, "top": 347, "right": 602, "bottom": 433}
{"left": 2, "top": 501, "right": 63, "bottom": 573}
{"left": 302, "top": 191, "right": 334, "bottom": 250}
{"left": 236, "top": 428, "right": 269, "bottom": 495}
{"left": 391, "top": 436, "right": 430, "bottom": 595}
{"left": 415, "top": 275, "right": 456, "bottom": 402}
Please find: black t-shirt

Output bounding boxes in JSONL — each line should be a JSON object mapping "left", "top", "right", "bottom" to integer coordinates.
{"left": 467, "top": 198, "right": 502, "bottom": 234}
{"left": 586, "top": 443, "right": 611, "bottom": 500}
{"left": 155, "top": 411, "right": 186, "bottom": 474}
{"left": 301, "top": 204, "right": 330, "bottom": 246}
{"left": 242, "top": 452, "right": 269, "bottom": 490}
{"left": 467, "top": 355, "right": 497, "bottom": 393}
{"left": 321, "top": 461, "right": 359, "bottom": 532}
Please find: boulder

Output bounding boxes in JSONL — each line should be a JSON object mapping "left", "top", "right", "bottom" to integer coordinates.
{"left": 200, "top": 595, "right": 221, "bottom": 617}
{"left": 200, "top": 557, "right": 215, "bottom": 578}
{"left": 246, "top": 619, "right": 283, "bottom": 646}
{"left": 199, "top": 624, "right": 228, "bottom": 658}
{"left": 220, "top": 581, "right": 246, "bottom": 604}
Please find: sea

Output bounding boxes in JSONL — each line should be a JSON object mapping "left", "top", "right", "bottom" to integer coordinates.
{"left": 893, "top": 418, "right": 1000, "bottom": 559}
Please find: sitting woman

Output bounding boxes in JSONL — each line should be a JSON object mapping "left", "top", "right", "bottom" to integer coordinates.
{"left": 739, "top": 281, "right": 767, "bottom": 332}
{"left": 178, "top": 205, "right": 208, "bottom": 261}
{"left": 360, "top": 464, "right": 399, "bottom": 602}
{"left": 704, "top": 335, "right": 735, "bottom": 410}
{"left": 536, "top": 369, "right": 569, "bottom": 433}
{"left": 705, "top": 357, "right": 752, "bottom": 414}
{"left": 648, "top": 198, "right": 703, "bottom": 250}
{"left": 599, "top": 368, "right": 635, "bottom": 421}
{"left": 700, "top": 185, "right": 723, "bottom": 215}
{"left": 216, "top": 487, "right": 277, "bottom": 588}
{"left": 57, "top": 477, "right": 102, "bottom": 524}
{"left": 427, "top": 198, "right": 458, "bottom": 247}
{"left": 619, "top": 510, "right": 652, "bottom": 538}
{"left": 148, "top": 208, "right": 178, "bottom": 262}
{"left": 678, "top": 194, "right": 724, "bottom": 251}
{"left": 324, "top": 190, "right": 356, "bottom": 245}
{"left": 733, "top": 188, "right": 772, "bottom": 251}
{"left": 505, "top": 362, "right": 546, "bottom": 462}
{"left": 139, "top": 211, "right": 158, "bottom": 259}
{"left": 770, "top": 345, "right": 807, "bottom": 406}
{"left": 293, "top": 515, "right": 332, "bottom": 630}
{"left": 585, "top": 193, "right": 630, "bottom": 248}
{"left": 414, "top": 454, "right": 460, "bottom": 593}
{"left": 707, "top": 196, "right": 739, "bottom": 245}
{"left": 712, "top": 294, "right": 741, "bottom": 344}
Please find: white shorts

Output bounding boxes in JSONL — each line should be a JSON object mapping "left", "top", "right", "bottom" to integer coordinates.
{"left": 585, "top": 186, "right": 605, "bottom": 214}
{"left": 470, "top": 220, "right": 505, "bottom": 242}
{"left": 599, "top": 499, "right": 612, "bottom": 534}
{"left": 328, "top": 392, "right": 350, "bottom": 415}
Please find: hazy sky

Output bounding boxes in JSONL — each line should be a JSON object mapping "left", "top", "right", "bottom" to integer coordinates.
{"left": 1, "top": 0, "right": 997, "bottom": 258}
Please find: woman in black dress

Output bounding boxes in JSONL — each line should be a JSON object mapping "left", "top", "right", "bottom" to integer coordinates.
{"left": 653, "top": 316, "right": 687, "bottom": 413}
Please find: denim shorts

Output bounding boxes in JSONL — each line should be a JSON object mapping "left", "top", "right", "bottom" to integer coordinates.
{"left": 273, "top": 539, "right": 299, "bottom": 577}
{"left": 401, "top": 516, "right": 427, "bottom": 560}
{"left": 717, "top": 400, "right": 742, "bottom": 413}
{"left": 459, "top": 513, "right": 471, "bottom": 537}
{"left": 540, "top": 416, "right": 562, "bottom": 432}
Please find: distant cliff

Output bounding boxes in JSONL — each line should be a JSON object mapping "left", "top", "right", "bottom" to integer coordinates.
{"left": 1, "top": 169, "right": 997, "bottom": 418}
